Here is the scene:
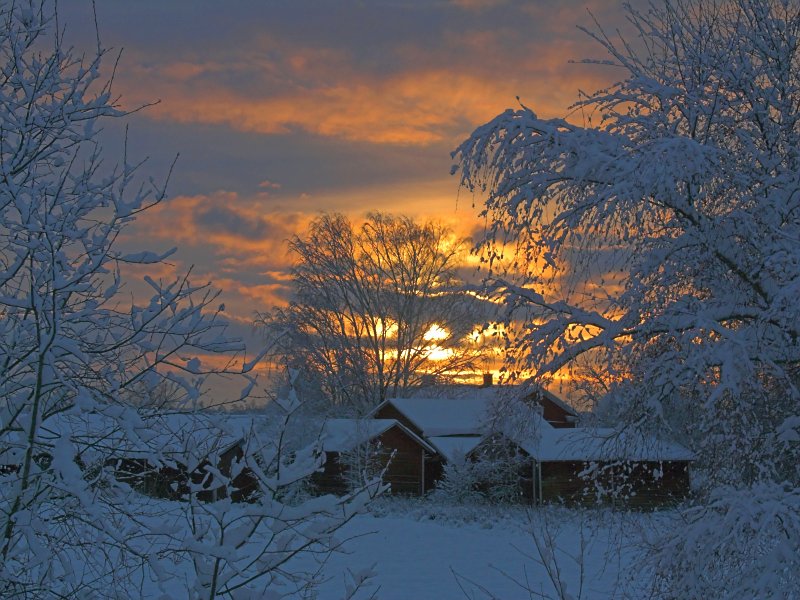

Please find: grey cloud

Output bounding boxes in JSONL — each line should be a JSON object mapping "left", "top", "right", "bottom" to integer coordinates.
{"left": 195, "top": 205, "right": 280, "bottom": 241}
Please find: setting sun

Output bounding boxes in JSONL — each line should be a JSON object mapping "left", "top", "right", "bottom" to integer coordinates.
{"left": 423, "top": 323, "right": 449, "bottom": 342}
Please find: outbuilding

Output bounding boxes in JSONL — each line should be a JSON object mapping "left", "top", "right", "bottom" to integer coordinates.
{"left": 313, "top": 418, "right": 438, "bottom": 496}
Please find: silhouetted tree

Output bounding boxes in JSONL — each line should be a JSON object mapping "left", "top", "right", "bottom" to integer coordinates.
{"left": 258, "top": 213, "right": 487, "bottom": 412}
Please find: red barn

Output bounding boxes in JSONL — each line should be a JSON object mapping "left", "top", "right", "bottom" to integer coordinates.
{"left": 312, "top": 419, "right": 437, "bottom": 496}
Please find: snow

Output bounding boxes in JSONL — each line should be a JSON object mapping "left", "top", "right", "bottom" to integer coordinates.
{"left": 322, "top": 513, "right": 544, "bottom": 599}
{"left": 321, "top": 418, "right": 436, "bottom": 453}
{"left": 377, "top": 396, "right": 494, "bottom": 436}
{"left": 525, "top": 427, "right": 695, "bottom": 462}
{"left": 428, "top": 435, "right": 483, "bottom": 462}
{"left": 140, "top": 499, "right": 644, "bottom": 599}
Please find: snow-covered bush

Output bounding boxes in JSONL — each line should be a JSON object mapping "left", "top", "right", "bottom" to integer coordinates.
{"left": 433, "top": 443, "right": 526, "bottom": 505}
{"left": 431, "top": 451, "right": 486, "bottom": 504}
{"left": 641, "top": 484, "right": 800, "bottom": 599}
{"left": 339, "top": 440, "right": 389, "bottom": 494}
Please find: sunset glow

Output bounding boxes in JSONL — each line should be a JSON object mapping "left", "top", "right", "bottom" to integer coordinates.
{"left": 4, "top": 3, "right": 795, "bottom": 596}
{"left": 59, "top": 1, "right": 623, "bottom": 365}
{"left": 423, "top": 324, "right": 449, "bottom": 342}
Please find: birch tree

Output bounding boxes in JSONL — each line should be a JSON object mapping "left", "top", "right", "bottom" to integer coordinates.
{"left": 454, "top": 0, "right": 800, "bottom": 596}
{"left": 258, "top": 212, "right": 486, "bottom": 412}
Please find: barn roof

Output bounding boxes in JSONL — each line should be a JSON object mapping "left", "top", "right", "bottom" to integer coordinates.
{"left": 321, "top": 418, "right": 437, "bottom": 454}
{"left": 522, "top": 427, "right": 694, "bottom": 462}
{"left": 35, "top": 410, "right": 264, "bottom": 463}
{"left": 427, "top": 435, "right": 484, "bottom": 462}
{"left": 371, "top": 396, "right": 493, "bottom": 436}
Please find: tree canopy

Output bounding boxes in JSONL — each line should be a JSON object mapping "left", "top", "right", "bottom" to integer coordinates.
{"left": 0, "top": 3, "right": 376, "bottom": 597}
{"left": 454, "top": 0, "right": 800, "bottom": 596}
{"left": 258, "top": 212, "right": 488, "bottom": 412}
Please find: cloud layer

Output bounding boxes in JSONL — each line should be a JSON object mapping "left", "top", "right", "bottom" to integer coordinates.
{"left": 58, "top": 0, "right": 629, "bottom": 359}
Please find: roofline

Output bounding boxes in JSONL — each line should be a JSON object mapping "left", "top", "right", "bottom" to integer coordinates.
{"left": 535, "top": 387, "right": 579, "bottom": 417}
{"left": 366, "top": 399, "right": 391, "bottom": 419}
{"left": 368, "top": 398, "right": 423, "bottom": 433}
{"left": 326, "top": 417, "right": 438, "bottom": 455}
{"left": 479, "top": 430, "right": 695, "bottom": 463}
{"left": 389, "top": 421, "right": 438, "bottom": 454}
{"left": 427, "top": 435, "right": 485, "bottom": 461}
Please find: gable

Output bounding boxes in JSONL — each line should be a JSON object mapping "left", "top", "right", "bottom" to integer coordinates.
{"left": 527, "top": 389, "right": 579, "bottom": 428}
{"left": 322, "top": 418, "right": 436, "bottom": 454}
{"left": 372, "top": 396, "right": 491, "bottom": 437}
{"left": 372, "top": 402, "right": 423, "bottom": 437}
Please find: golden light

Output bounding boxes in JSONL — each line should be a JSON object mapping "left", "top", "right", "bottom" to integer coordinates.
{"left": 423, "top": 323, "right": 449, "bottom": 342}
{"left": 425, "top": 345, "right": 455, "bottom": 361}
{"left": 376, "top": 319, "right": 398, "bottom": 338}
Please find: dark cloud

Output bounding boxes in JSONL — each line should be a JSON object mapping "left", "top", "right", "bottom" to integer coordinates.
{"left": 58, "top": 0, "right": 631, "bottom": 345}
{"left": 194, "top": 205, "right": 280, "bottom": 241}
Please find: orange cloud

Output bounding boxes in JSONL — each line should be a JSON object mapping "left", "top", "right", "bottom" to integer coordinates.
{"left": 116, "top": 28, "right": 617, "bottom": 146}
{"left": 120, "top": 71, "right": 500, "bottom": 145}
{"left": 119, "top": 182, "right": 491, "bottom": 319}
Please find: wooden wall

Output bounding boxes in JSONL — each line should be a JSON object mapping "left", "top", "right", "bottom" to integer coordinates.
{"left": 539, "top": 460, "right": 691, "bottom": 508}
{"left": 380, "top": 426, "right": 426, "bottom": 495}
{"left": 311, "top": 425, "right": 428, "bottom": 496}
{"left": 372, "top": 404, "right": 423, "bottom": 437}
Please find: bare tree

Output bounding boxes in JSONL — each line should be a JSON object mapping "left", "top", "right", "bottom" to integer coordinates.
{"left": 258, "top": 212, "right": 487, "bottom": 412}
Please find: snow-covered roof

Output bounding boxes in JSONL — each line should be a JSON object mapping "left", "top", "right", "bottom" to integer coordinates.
{"left": 377, "top": 396, "right": 493, "bottom": 436}
{"left": 321, "top": 418, "right": 436, "bottom": 454}
{"left": 32, "top": 410, "right": 269, "bottom": 463}
{"left": 535, "top": 388, "right": 579, "bottom": 417}
{"left": 427, "top": 436, "right": 484, "bottom": 462}
{"left": 390, "top": 383, "right": 580, "bottom": 430}
{"left": 522, "top": 427, "right": 694, "bottom": 462}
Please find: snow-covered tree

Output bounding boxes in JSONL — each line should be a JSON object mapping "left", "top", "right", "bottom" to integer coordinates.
{"left": 258, "top": 212, "right": 487, "bottom": 412}
{"left": 0, "top": 2, "right": 258, "bottom": 594}
{"left": 166, "top": 372, "right": 383, "bottom": 599}
{"left": 0, "top": 4, "right": 380, "bottom": 598}
{"left": 432, "top": 444, "right": 526, "bottom": 505}
{"left": 453, "top": 0, "right": 800, "bottom": 596}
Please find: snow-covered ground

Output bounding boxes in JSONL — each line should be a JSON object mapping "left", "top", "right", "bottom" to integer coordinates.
{"left": 314, "top": 500, "right": 649, "bottom": 600}
{"left": 131, "top": 497, "right": 657, "bottom": 599}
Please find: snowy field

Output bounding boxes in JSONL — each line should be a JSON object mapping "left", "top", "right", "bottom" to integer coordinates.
{"left": 139, "top": 498, "right": 654, "bottom": 599}
{"left": 313, "top": 500, "right": 648, "bottom": 600}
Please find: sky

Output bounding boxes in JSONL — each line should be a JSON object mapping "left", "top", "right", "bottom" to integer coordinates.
{"left": 57, "top": 0, "right": 629, "bottom": 379}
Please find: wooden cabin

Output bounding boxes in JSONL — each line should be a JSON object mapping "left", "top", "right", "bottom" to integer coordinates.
{"left": 312, "top": 419, "right": 437, "bottom": 496}
{"left": 526, "top": 388, "right": 580, "bottom": 428}
{"left": 109, "top": 437, "right": 258, "bottom": 502}
{"left": 37, "top": 411, "right": 261, "bottom": 503}
{"left": 430, "top": 429, "right": 692, "bottom": 507}
{"left": 523, "top": 427, "right": 693, "bottom": 507}
{"left": 370, "top": 390, "right": 693, "bottom": 507}
{"left": 532, "top": 459, "right": 691, "bottom": 508}
{"left": 371, "top": 395, "right": 498, "bottom": 488}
